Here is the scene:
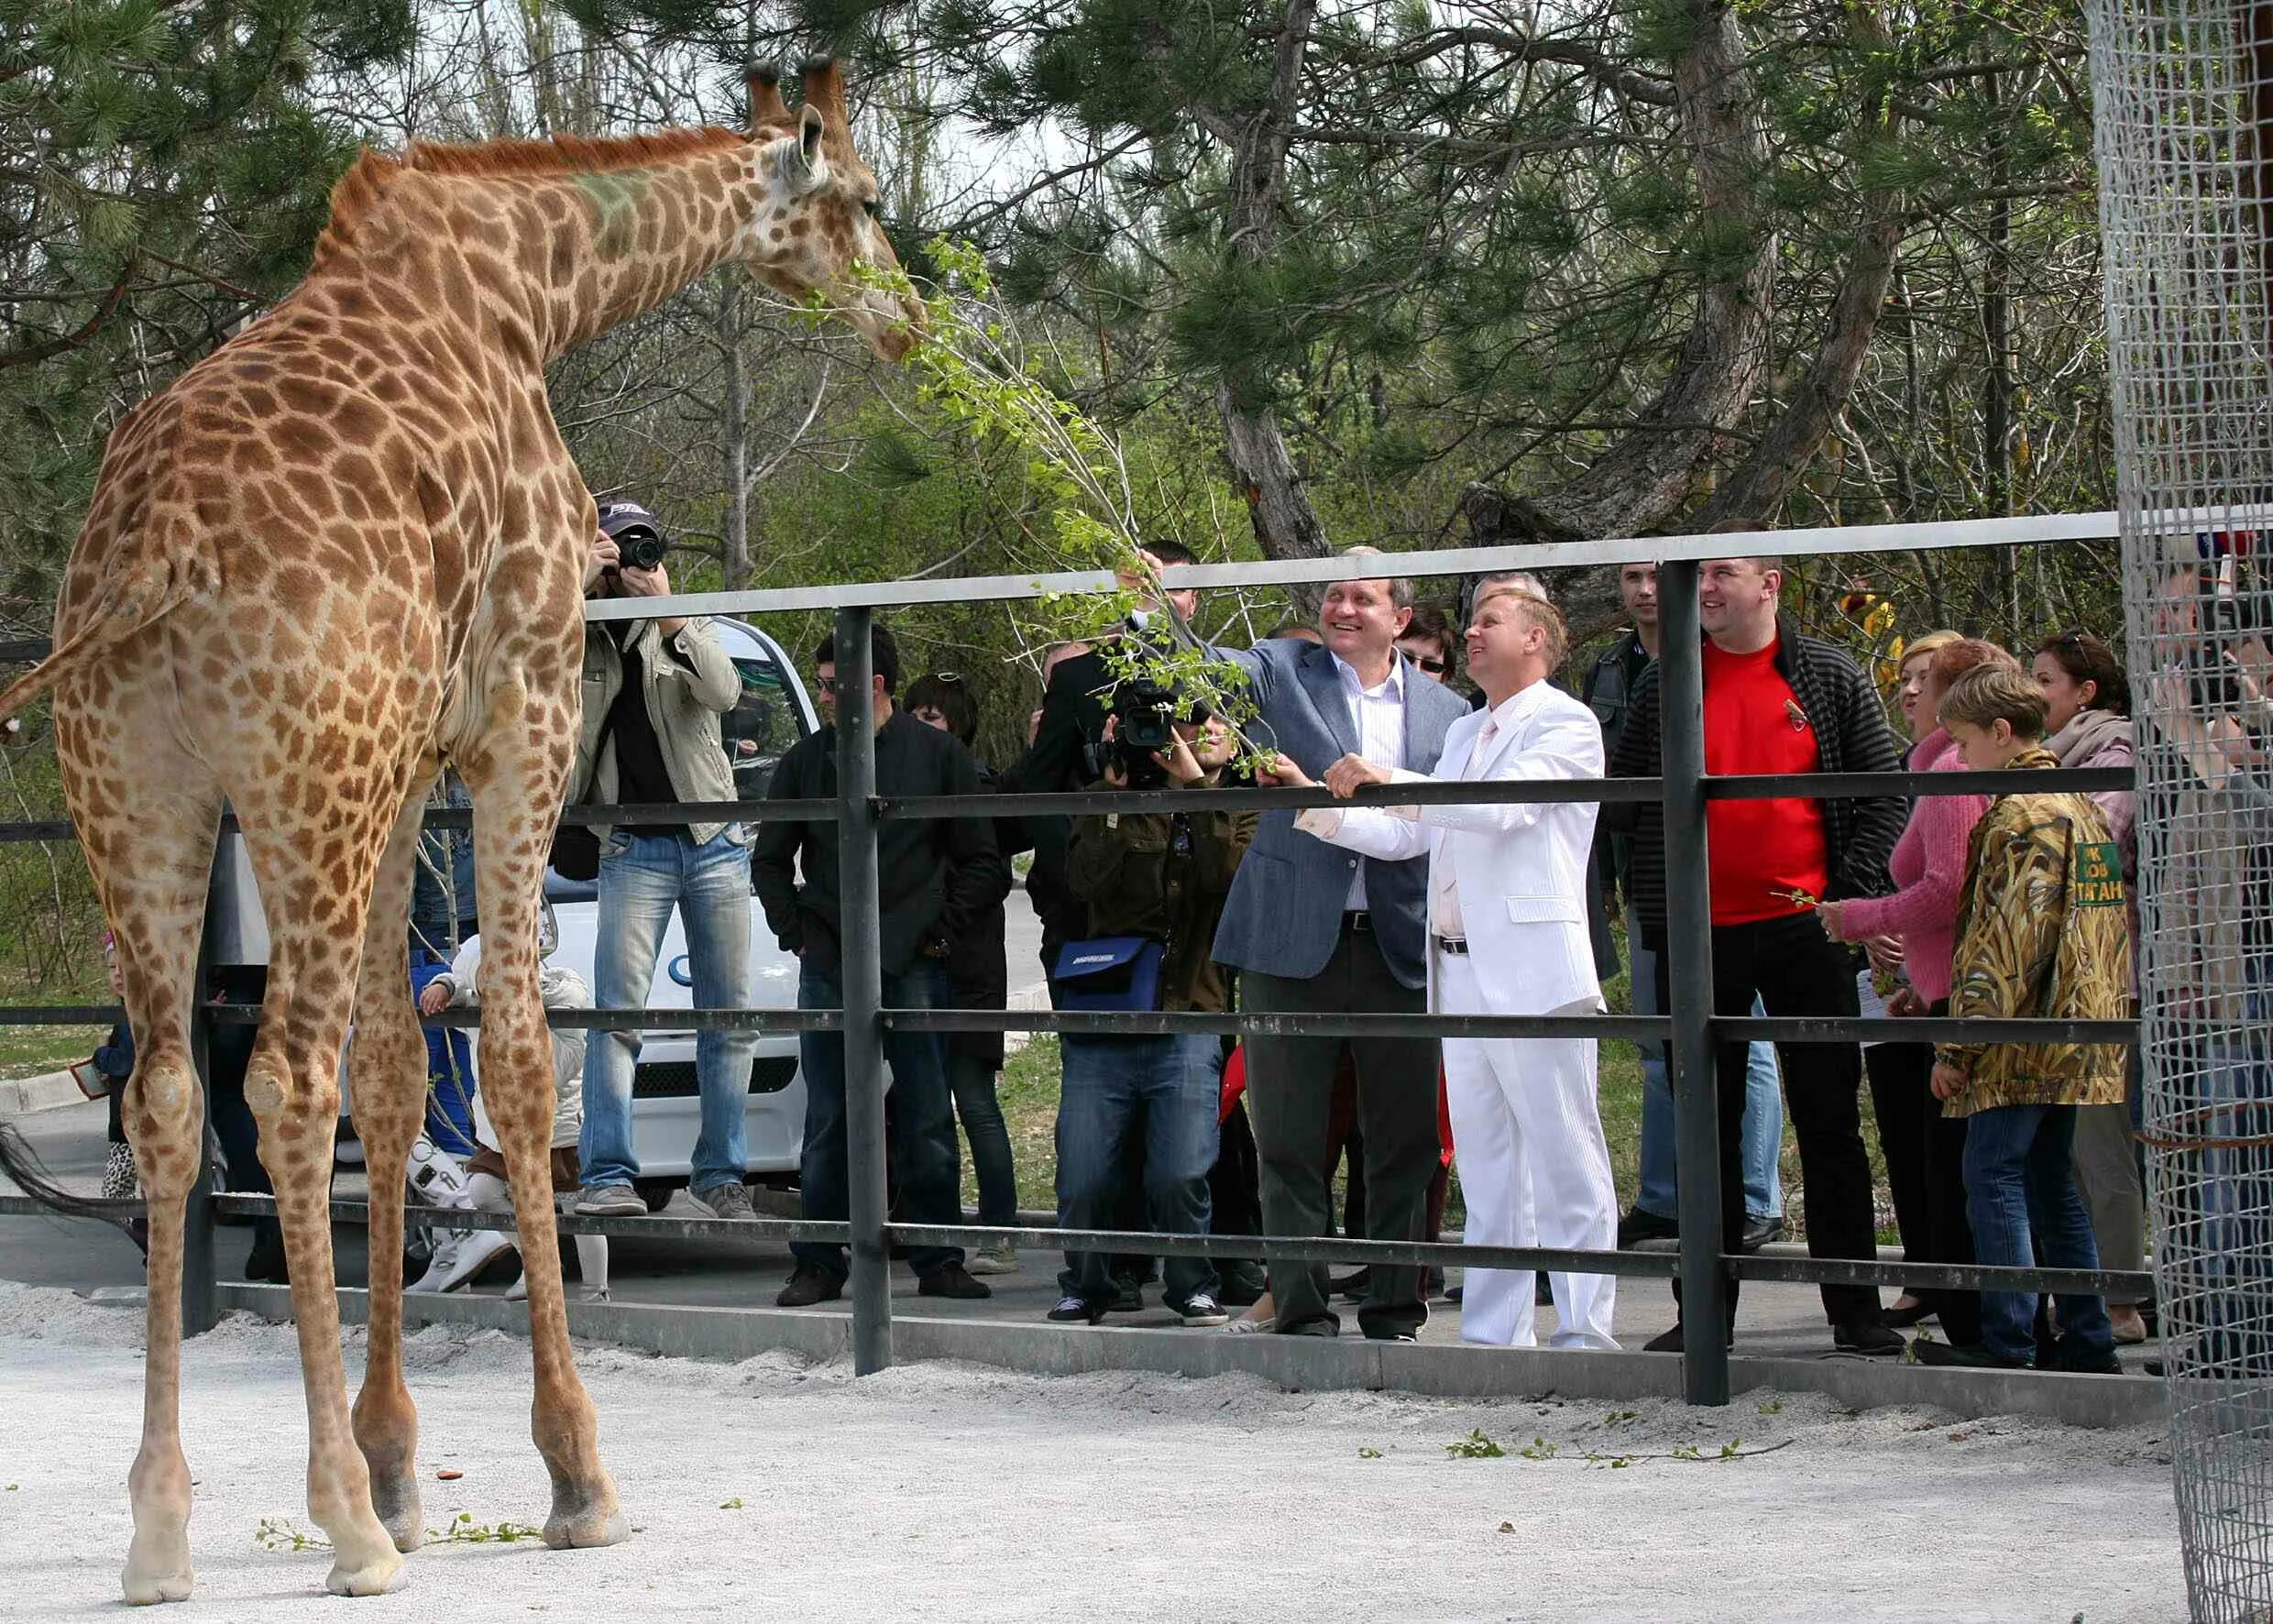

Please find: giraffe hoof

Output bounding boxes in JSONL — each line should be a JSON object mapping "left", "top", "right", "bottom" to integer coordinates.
{"left": 123, "top": 1524, "right": 195, "bottom": 1605}
{"left": 120, "top": 1560, "right": 195, "bottom": 1607}
{"left": 324, "top": 1546, "right": 407, "bottom": 1597}
{"left": 543, "top": 1502, "right": 631, "bottom": 1550}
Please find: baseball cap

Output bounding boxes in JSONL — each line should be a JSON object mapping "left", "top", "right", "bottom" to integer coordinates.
{"left": 596, "top": 499, "right": 661, "bottom": 542}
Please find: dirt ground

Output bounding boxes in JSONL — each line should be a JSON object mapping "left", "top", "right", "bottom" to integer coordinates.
{"left": 0, "top": 1281, "right": 2184, "bottom": 1623}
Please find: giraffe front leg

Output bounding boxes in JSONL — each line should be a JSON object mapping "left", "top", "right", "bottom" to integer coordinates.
{"left": 349, "top": 790, "right": 437, "bottom": 1555}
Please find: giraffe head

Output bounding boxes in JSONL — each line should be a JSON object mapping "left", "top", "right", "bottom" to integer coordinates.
{"left": 743, "top": 59, "right": 924, "bottom": 363}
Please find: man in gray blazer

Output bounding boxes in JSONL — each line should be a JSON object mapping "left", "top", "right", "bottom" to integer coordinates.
{"left": 1209, "top": 548, "right": 1469, "bottom": 1338}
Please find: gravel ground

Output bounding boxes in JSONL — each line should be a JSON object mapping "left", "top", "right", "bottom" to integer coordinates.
{"left": 0, "top": 1281, "right": 2185, "bottom": 1623}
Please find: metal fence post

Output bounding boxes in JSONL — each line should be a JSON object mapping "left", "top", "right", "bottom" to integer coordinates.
{"left": 834, "top": 606, "right": 892, "bottom": 1375}
{"left": 1656, "top": 558, "right": 1729, "bottom": 1406}
{"left": 181, "top": 845, "right": 225, "bottom": 1336}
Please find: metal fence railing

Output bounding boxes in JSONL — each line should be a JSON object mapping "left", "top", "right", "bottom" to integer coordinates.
{"left": 0, "top": 511, "right": 2163, "bottom": 1409}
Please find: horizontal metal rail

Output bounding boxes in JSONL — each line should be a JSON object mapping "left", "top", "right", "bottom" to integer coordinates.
{"left": 4, "top": 1193, "right": 2151, "bottom": 1300}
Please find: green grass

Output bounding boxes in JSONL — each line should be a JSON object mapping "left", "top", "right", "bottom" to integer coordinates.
{"left": 0, "top": 1022, "right": 105, "bottom": 1081}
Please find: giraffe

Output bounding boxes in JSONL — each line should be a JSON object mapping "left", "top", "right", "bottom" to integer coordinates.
{"left": 0, "top": 59, "right": 919, "bottom": 1603}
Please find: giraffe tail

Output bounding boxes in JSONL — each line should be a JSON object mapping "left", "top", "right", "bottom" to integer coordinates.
{"left": 0, "top": 1122, "right": 142, "bottom": 1236}
{"left": 0, "top": 564, "right": 182, "bottom": 723}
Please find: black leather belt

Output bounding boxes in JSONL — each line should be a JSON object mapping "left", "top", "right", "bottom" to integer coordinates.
{"left": 1433, "top": 936, "right": 1469, "bottom": 955}
{"left": 1344, "top": 910, "right": 1372, "bottom": 934}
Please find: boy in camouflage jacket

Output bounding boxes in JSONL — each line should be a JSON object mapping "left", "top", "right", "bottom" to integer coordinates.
{"left": 1914, "top": 665, "right": 2132, "bottom": 1373}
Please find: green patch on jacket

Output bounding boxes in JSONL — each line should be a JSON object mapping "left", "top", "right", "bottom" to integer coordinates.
{"left": 2072, "top": 841, "right": 2124, "bottom": 907}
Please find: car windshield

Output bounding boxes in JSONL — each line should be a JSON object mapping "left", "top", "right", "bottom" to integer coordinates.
{"left": 723, "top": 653, "right": 803, "bottom": 796}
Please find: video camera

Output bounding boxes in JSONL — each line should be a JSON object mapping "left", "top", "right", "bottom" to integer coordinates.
{"left": 1089, "top": 680, "right": 1206, "bottom": 791}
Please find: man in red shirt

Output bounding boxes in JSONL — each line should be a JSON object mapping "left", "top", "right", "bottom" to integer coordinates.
{"left": 1609, "top": 557, "right": 1908, "bottom": 1355}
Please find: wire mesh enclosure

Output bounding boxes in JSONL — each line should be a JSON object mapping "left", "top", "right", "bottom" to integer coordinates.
{"left": 2089, "top": 4, "right": 2273, "bottom": 1615}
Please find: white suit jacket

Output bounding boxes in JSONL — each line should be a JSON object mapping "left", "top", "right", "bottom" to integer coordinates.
{"left": 1295, "top": 679, "right": 1605, "bottom": 1017}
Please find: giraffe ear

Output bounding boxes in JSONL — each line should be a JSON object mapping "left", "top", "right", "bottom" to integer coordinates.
{"left": 747, "top": 63, "right": 789, "bottom": 128}
{"left": 784, "top": 103, "right": 829, "bottom": 192}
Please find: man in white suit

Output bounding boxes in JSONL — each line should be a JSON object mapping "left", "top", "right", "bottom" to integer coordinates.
{"left": 1276, "top": 587, "right": 1620, "bottom": 1348}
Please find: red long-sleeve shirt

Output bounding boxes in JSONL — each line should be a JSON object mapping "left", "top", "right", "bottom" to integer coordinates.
{"left": 1703, "top": 637, "right": 1829, "bottom": 925}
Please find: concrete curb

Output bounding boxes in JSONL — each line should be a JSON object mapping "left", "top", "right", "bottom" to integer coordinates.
{"left": 0, "top": 1070, "right": 90, "bottom": 1121}
{"left": 213, "top": 1283, "right": 2168, "bottom": 1430}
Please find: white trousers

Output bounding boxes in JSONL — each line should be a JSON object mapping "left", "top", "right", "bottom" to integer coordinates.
{"left": 1439, "top": 953, "right": 1620, "bottom": 1350}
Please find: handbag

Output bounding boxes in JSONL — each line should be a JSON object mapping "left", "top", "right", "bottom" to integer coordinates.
{"left": 1049, "top": 936, "right": 1167, "bottom": 1013}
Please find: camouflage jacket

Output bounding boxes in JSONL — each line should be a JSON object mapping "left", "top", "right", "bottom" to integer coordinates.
{"left": 1936, "top": 749, "right": 2133, "bottom": 1116}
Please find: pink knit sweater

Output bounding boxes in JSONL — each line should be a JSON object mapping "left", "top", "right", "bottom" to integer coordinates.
{"left": 1835, "top": 730, "right": 1991, "bottom": 1005}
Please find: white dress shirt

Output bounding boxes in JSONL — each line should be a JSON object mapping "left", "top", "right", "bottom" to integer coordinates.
{"left": 1330, "top": 650, "right": 1407, "bottom": 909}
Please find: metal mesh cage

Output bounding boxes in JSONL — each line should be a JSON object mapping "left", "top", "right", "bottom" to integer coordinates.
{"left": 2089, "top": 4, "right": 2273, "bottom": 1617}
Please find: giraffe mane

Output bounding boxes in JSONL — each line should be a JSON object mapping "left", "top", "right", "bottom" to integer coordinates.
{"left": 313, "top": 125, "right": 771, "bottom": 269}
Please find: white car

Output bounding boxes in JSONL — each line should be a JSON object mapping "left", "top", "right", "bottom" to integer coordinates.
{"left": 217, "top": 618, "right": 818, "bottom": 1197}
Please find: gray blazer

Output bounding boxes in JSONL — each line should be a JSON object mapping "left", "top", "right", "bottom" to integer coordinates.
{"left": 1209, "top": 638, "right": 1468, "bottom": 988}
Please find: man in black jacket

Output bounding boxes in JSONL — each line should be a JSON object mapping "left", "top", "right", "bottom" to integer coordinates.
{"left": 754, "top": 622, "right": 1006, "bottom": 1306}
{"left": 1608, "top": 556, "right": 1907, "bottom": 1355}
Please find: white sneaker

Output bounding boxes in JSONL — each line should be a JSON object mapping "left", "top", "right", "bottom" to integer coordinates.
{"left": 965, "top": 1244, "right": 1020, "bottom": 1276}
{"left": 411, "top": 1227, "right": 514, "bottom": 1293}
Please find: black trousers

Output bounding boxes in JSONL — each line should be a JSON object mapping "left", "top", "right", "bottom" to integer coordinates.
{"left": 1658, "top": 912, "right": 1884, "bottom": 1328}
{"left": 1867, "top": 1026, "right": 1981, "bottom": 1344}
{"left": 1244, "top": 923, "right": 1438, "bottom": 1339}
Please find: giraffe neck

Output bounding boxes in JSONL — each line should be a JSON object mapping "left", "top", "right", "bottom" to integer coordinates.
{"left": 523, "top": 146, "right": 771, "bottom": 355}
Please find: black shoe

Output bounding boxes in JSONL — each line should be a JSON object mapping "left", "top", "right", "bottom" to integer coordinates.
{"left": 1618, "top": 1207, "right": 1679, "bottom": 1248}
{"left": 1330, "top": 1267, "right": 1371, "bottom": 1300}
{"left": 1048, "top": 1294, "right": 1108, "bottom": 1324}
{"left": 1113, "top": 1277, "right": 1143, "bottom": 1313}
{"left": 1906, "top": 1338, "right": 2029, "bottom": 1370}
{"left": 918, "top": 1262, "right": 992, "bottom": 1300}
{"left": 1442, "top": 1284, "right": 1464, "bottom": 1305}
{"left": 776, "top": 1264, "right": 844, "bottom": 1308}
{"left": 2048, "top": 1336, "right": 2124, "bottom": 1376}
{"left": 1738, "top": 1214, "right": 1785, "bottom": 1253}
{"left": 1643, "top": 1320, "right": 1732, "bottom": 1354}
{"left": 1832, "top": 1322, "right": 1904, "bottom": 1357}
{"left": 1883, "top": 1299, "right": 1936, "bottom": 1329}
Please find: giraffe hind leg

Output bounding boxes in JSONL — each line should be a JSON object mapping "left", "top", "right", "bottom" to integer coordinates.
{"left": 61, "top": 776, "right": 219, "bottom": 1606}
{"left": 237, "top": 818, "right": 406, "bottom": 1597}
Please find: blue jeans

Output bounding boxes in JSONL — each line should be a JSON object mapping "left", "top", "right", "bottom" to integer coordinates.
{"left": 1631, "top": 911, "right": 1784, "bottom": 1221}
{"left": 1963, "top": 1103, "right": 2113, "bottom": 1366}
{"left": 1056, "top": 1034, "right": 1222, "bottom": 1308}
{"left": 949, "top": 1050, "right": 1019, "bottom": 1228}
{"left": 579, "top": 828, "right": 754, "bottom": 1193}
{"left": 795, "top": 958, "right": 963, "bottom": 1278}
{"left": 411, "top": 951, "right": 478, "bottom": 1158}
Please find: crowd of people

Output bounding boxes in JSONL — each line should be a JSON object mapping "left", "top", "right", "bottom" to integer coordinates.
{"left": 103, "top": 496, "right": 2172, "bottom": 1368}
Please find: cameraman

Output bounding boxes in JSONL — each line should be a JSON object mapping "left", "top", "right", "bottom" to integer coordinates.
{"left": 570, "top": 498, "right": 758, "bottom": 1224}
{"left": 1049, "top": 699, "right": 1254, "bottom": 1327}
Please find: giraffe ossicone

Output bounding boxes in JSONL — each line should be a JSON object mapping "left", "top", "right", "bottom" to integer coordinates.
{"left": 0, "top": 56, "right": 916, "bottom": 1604}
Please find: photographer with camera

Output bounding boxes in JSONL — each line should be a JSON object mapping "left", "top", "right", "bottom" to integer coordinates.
{"left": 569, "top": 498, "right": 759, "bottom": 1224}
{"left": 1048, "top": 694, "right": 1255, "bottom": 1327}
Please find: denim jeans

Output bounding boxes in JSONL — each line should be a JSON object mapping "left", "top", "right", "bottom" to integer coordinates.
{"left": 949, "top": 1048, "right": 1019, "bottom": 1228}
{"left": 1631, "top": 909, "right": 1784, "bottom": 1221}
{"left": 579, "top": 828, "right": 754, "bottom": 1193}
{"left": 1962, "top": 1103, "right": 2113, "bottom": 1365}
{"left": 1056, "top": 1033, "right": 1223, "bottom": 1309}
{"left": 795, "top": 958, "right": 963, "bottom": 1278}
{"left": 411, "top": 951, "right": 478, "bottom": 1158}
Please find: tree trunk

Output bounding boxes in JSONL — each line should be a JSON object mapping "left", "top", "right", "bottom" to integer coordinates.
{"left": 1209, "top": 0, "right": 1332, "bottom": 570}
{"left": 1464, "top": 0, "right": 1778, "bottom": 547}
{"left": 719, "top": 276, "right": 752, "bottom": 593}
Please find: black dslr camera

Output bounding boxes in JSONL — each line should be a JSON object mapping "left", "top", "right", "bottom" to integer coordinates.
{"left": 615, "top": 526, "right": 667, "bottom": 573}
{"left": 1092, "top": 680, "right": 1202, "bottom": 791}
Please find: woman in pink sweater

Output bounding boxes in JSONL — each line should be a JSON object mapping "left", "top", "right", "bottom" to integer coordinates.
{"left": 1819, "top": 637, "right": 2017, "bottom": 1339}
